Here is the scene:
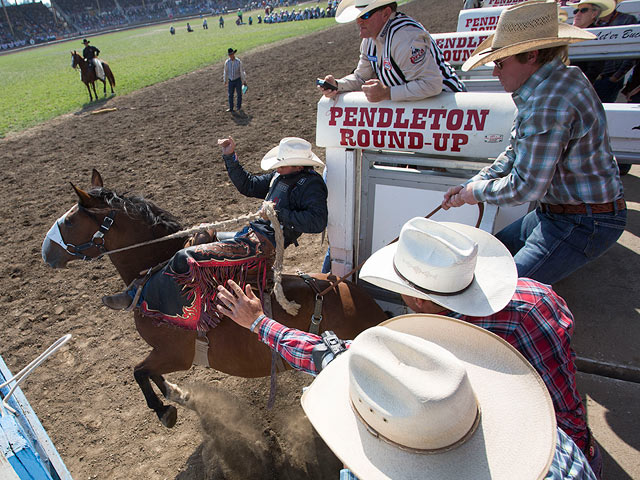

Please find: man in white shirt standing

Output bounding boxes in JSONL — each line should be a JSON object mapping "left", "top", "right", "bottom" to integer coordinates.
{"left": 223, "top": 47, "right": 247, "bottom": 112}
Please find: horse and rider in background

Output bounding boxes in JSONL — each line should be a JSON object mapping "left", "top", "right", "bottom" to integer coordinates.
{"left": 71, "top": 39, "right": 116, "bottom": 101}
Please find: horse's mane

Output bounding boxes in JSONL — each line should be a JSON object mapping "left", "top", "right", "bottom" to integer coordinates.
{"left": 87, "top": 187, "right": 183, "bottom": 234}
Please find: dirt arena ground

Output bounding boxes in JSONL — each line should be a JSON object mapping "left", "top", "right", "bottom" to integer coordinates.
{"left": 0, "top": 1, "right": 461, "bottom": 478}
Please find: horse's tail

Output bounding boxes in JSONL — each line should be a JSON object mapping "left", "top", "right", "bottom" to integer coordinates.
{"left": 103, "top": 62, "right": 116, "bottom": 88}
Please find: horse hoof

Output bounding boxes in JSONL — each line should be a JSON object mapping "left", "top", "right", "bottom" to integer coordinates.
{"left": 160, "top": 405, "right": 178, "bottom": 428}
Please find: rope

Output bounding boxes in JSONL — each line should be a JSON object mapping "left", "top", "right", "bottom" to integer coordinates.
{"left": 1, "top": 334, "right": 72, "bottom": 416}
{"left": 103, "top": 208, "right": 266, "bottom": 256}
{"left": 261, "top": 203, "right": 301, "bottom": 316}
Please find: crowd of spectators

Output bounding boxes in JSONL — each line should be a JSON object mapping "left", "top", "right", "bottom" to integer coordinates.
{"left": 262, "top": 1, "right": 337, "bottom": 23}
{"left": 1, "top": 2, "right": 73, "bottom": 50}
{"left": 0, "top": 0, "right": 340, "bottom": 51}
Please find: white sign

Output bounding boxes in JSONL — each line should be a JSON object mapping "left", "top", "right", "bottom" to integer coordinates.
{"left": 316, "top": 92, "right": 516, "bottom": 158}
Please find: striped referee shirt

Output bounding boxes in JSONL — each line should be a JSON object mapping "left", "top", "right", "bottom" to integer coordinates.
{"left": 337, "top": 12, "right": 465, "bottom": 101}
{"left": 223, "top": 57, "right": 247, "bottom": 83}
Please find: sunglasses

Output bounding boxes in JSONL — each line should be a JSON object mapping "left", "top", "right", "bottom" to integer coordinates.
{"left": 360, "top": 6, "right": 385, "bottom": 20}
{"left": 493, "top": 56, "right": 512, "bottom": 70}
{"left": 573, "top": 7, "right": 594, "bottom": 13}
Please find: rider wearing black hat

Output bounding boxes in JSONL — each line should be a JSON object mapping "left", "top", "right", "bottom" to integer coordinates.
{"left": 81, "top": 39, "right": 100, "bottom": 72}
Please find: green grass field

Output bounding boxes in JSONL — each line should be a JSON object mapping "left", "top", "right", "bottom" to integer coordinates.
{"left": 0, "top": 7, "right": 336, "bottom": 137}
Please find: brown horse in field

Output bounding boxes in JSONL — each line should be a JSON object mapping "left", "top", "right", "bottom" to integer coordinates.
{"left": 71, "top": 51, "right": 116, "bottom": 101}
{"left": 41, "top": 170, "right": 387, "bottom": 427}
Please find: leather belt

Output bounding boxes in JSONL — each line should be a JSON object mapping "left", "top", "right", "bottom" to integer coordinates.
{"left": 539, "top": 198, "right": 626, "bottom": 215}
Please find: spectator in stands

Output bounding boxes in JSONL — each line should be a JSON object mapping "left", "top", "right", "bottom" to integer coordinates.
{"left": 223, "top": 47, "right": 247, "bottom": 112}
{"left": 318, "top": 0, "right": 466, "bottom": 103}
{"left": 216, "top": 217, "right": 601, "bottom": 478}
{"left": 571, "top": 0, "right": 638, "bottom": 102}
{"left": 443, "top": 1, "right": 626, "bottom": 286}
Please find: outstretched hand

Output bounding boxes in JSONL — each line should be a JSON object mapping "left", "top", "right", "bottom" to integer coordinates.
{"left": 216, "top": 280, "right": 265, "bottom": 330}
{"left": 218, "top": 136, "right": 236, "bottom": 155}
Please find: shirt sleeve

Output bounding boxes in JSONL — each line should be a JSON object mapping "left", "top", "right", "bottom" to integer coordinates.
{"left": 223, "top": 59, "right": 228, "bottom": 82}
{"left": 256, "top": 318, "right": 324, "bottom": 375}
{"left": 223, "top": 153, "right": 272, "bottom": 199}
{"left": 388, "top": 27, "right": 443, "bottom": 101}
{"left": 471, "top": 106, "right": 572, "bottom": 206}
{"left": 337, "top": 40, "right": 375, "bottom": 92}
{"left": 545, "top": 428, "right": 596, "bottom": 479}
{"left": 240, "top": 59, "right": 247, "bottom": 83}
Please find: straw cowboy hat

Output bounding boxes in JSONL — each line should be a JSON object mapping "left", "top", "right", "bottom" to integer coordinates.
{"left": 260, "top": 137, "right": 324, "bottom": 170}
{"left": 359, "top": 217, "right": 517, "bottom": 317}
{"left": 335, "top": 0, "right": 396, "bottom": 23}
{"left": 567, "top": 0, "right": 616, "bottom": 17}
{"left": 301, "top": 314, "right": 557, "bottom": 480}
{"left": 462, "top": 1, "right": 595, "bottom": 71}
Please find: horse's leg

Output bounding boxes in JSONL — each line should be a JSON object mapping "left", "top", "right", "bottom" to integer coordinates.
{"left": 101, "top": 78, "right": 106, "bottom": 95}
{"left": 90, "top": 81, "right": 98, "bottom": 101}
{"left": 85, "top": 82, "right": 93, "bottom": 101}
{"left": 151, "top": 375, "right": 193, "bottom": 409}
{"left": 133, "top": 353, "right": 179, "bottom": 428}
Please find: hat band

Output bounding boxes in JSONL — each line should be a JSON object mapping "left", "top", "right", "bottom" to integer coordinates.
{"left": 393, "top": 262, "right": 475, "bottom": 297}
{"left": 350, "top": 399, "right": 482, "bottom": 454}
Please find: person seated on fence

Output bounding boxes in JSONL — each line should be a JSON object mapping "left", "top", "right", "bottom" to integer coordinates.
{"left": 443, "top": 1, "right": 626, "bottom": 286}
{"left": 318, "top": 0, "right": 466, "bottom": 103}
{"left": 569, "top": 0, "right": 636, "bottom": 101}
{"left": 81, "top": 38, "right": 104, "bottom": 79}
{"left": 217, "top": 217, "right": 602, "bottom": 478}
{"left": 101, "top": 137, "right": 328, "bottom": 333}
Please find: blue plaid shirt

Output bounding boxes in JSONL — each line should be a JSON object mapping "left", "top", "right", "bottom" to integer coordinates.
{"left": 469, "top": 58, "right": 623, "bottom": 206}
{"left": 339, "top": 427, "right": 595, "bottom": 479}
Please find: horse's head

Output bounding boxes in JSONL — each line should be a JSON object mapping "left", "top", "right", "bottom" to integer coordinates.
{"left": 70, "top": 50, "right": 81, "bottom": 69}
{"left": 42, "top": 169, "right": 183, "bottom": 272}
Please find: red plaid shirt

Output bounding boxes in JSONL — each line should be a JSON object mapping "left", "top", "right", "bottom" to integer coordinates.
{"left": 256, "top": 278, "right": 587, "bottom": 451}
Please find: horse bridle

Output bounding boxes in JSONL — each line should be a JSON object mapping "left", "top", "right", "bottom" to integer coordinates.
{"left": 45, "top": 205, "right": 116, "bottom": 261}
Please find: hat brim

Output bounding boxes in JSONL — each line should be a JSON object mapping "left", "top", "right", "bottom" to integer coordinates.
{"left": 260, "top": 145, "right": 325, "bottom": 170}
{"left": 301, "top": 314, "right": 556, "bottom": 480}
{"left": 462, "top": 23, "right": 595, "bottom": 71}
{"left": 334, "top": 0, "right": 395, "bottom": 23}
{"left": 359, "top": 222, "right": 517, "bottom": 317}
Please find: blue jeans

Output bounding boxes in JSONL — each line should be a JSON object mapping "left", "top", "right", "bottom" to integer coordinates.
{"left": 495, "top": 206, "right": 626, "bottom": 285}
{"left": 228, "top": 78, "right": 242, "bottom": 110}
{"left": 322, "top": 246, "right": 331, "bottom": 274}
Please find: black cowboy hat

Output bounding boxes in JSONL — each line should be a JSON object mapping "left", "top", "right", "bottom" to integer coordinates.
{"left": 82, "top": 38, "right": 89, "bottom": 44}
{"left": 227, "top": 47, "right": 237, "bottom": 55}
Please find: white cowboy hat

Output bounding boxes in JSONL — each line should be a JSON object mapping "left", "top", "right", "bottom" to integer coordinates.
{"left": 301, "top": 314, "right": 557, "bottom": 480}
{"left": 462, "top": 1, "right": 595, "bottom": 71}
{"left": 567, "top": 0, "right": 616, "bottom": 17}
{"left": 260, "top": 137, "right": 324, "bottom": 170}
{"left": 359, "top": 218, "right": 517, "bottom": 317}
{"left": 335, "top": 0, "right": 396, "bottom": 23}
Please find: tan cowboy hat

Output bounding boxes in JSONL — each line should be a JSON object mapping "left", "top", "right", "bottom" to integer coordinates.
{"left": 359, "top": 218, "right": 517, "bottom": 317}
{"left": 260, "top": 137, "right": 324, "bottom": 170}
{"left": 301, "top": 314, "right": 557, "bottom": 480}
{"left": 567, "top": 0, "right": 616, "bottom": 17}
{"left": 462, "top": 1, "right": 595, "bottom": 71}
{"left": 335, "top": 0, "right": 396, "bottom": 23}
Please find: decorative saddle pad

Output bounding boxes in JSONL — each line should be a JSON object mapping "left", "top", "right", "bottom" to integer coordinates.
{"left": 139, "top": 229, "right": 274, "bottom": 333}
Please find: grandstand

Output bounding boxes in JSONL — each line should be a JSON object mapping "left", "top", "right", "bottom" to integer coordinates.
{"left": 0, "top": 0, "right": 296, "bottom": 51}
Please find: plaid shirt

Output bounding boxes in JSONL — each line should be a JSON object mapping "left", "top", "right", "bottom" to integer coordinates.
{"left": 469, "top": 58, "right": 623, "bottom": 206}
{"left": 257, "top": 278, "right": 587, "bottom": 451}
{"left": 338, "top": 427, "right": 595, "bottom": 480}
